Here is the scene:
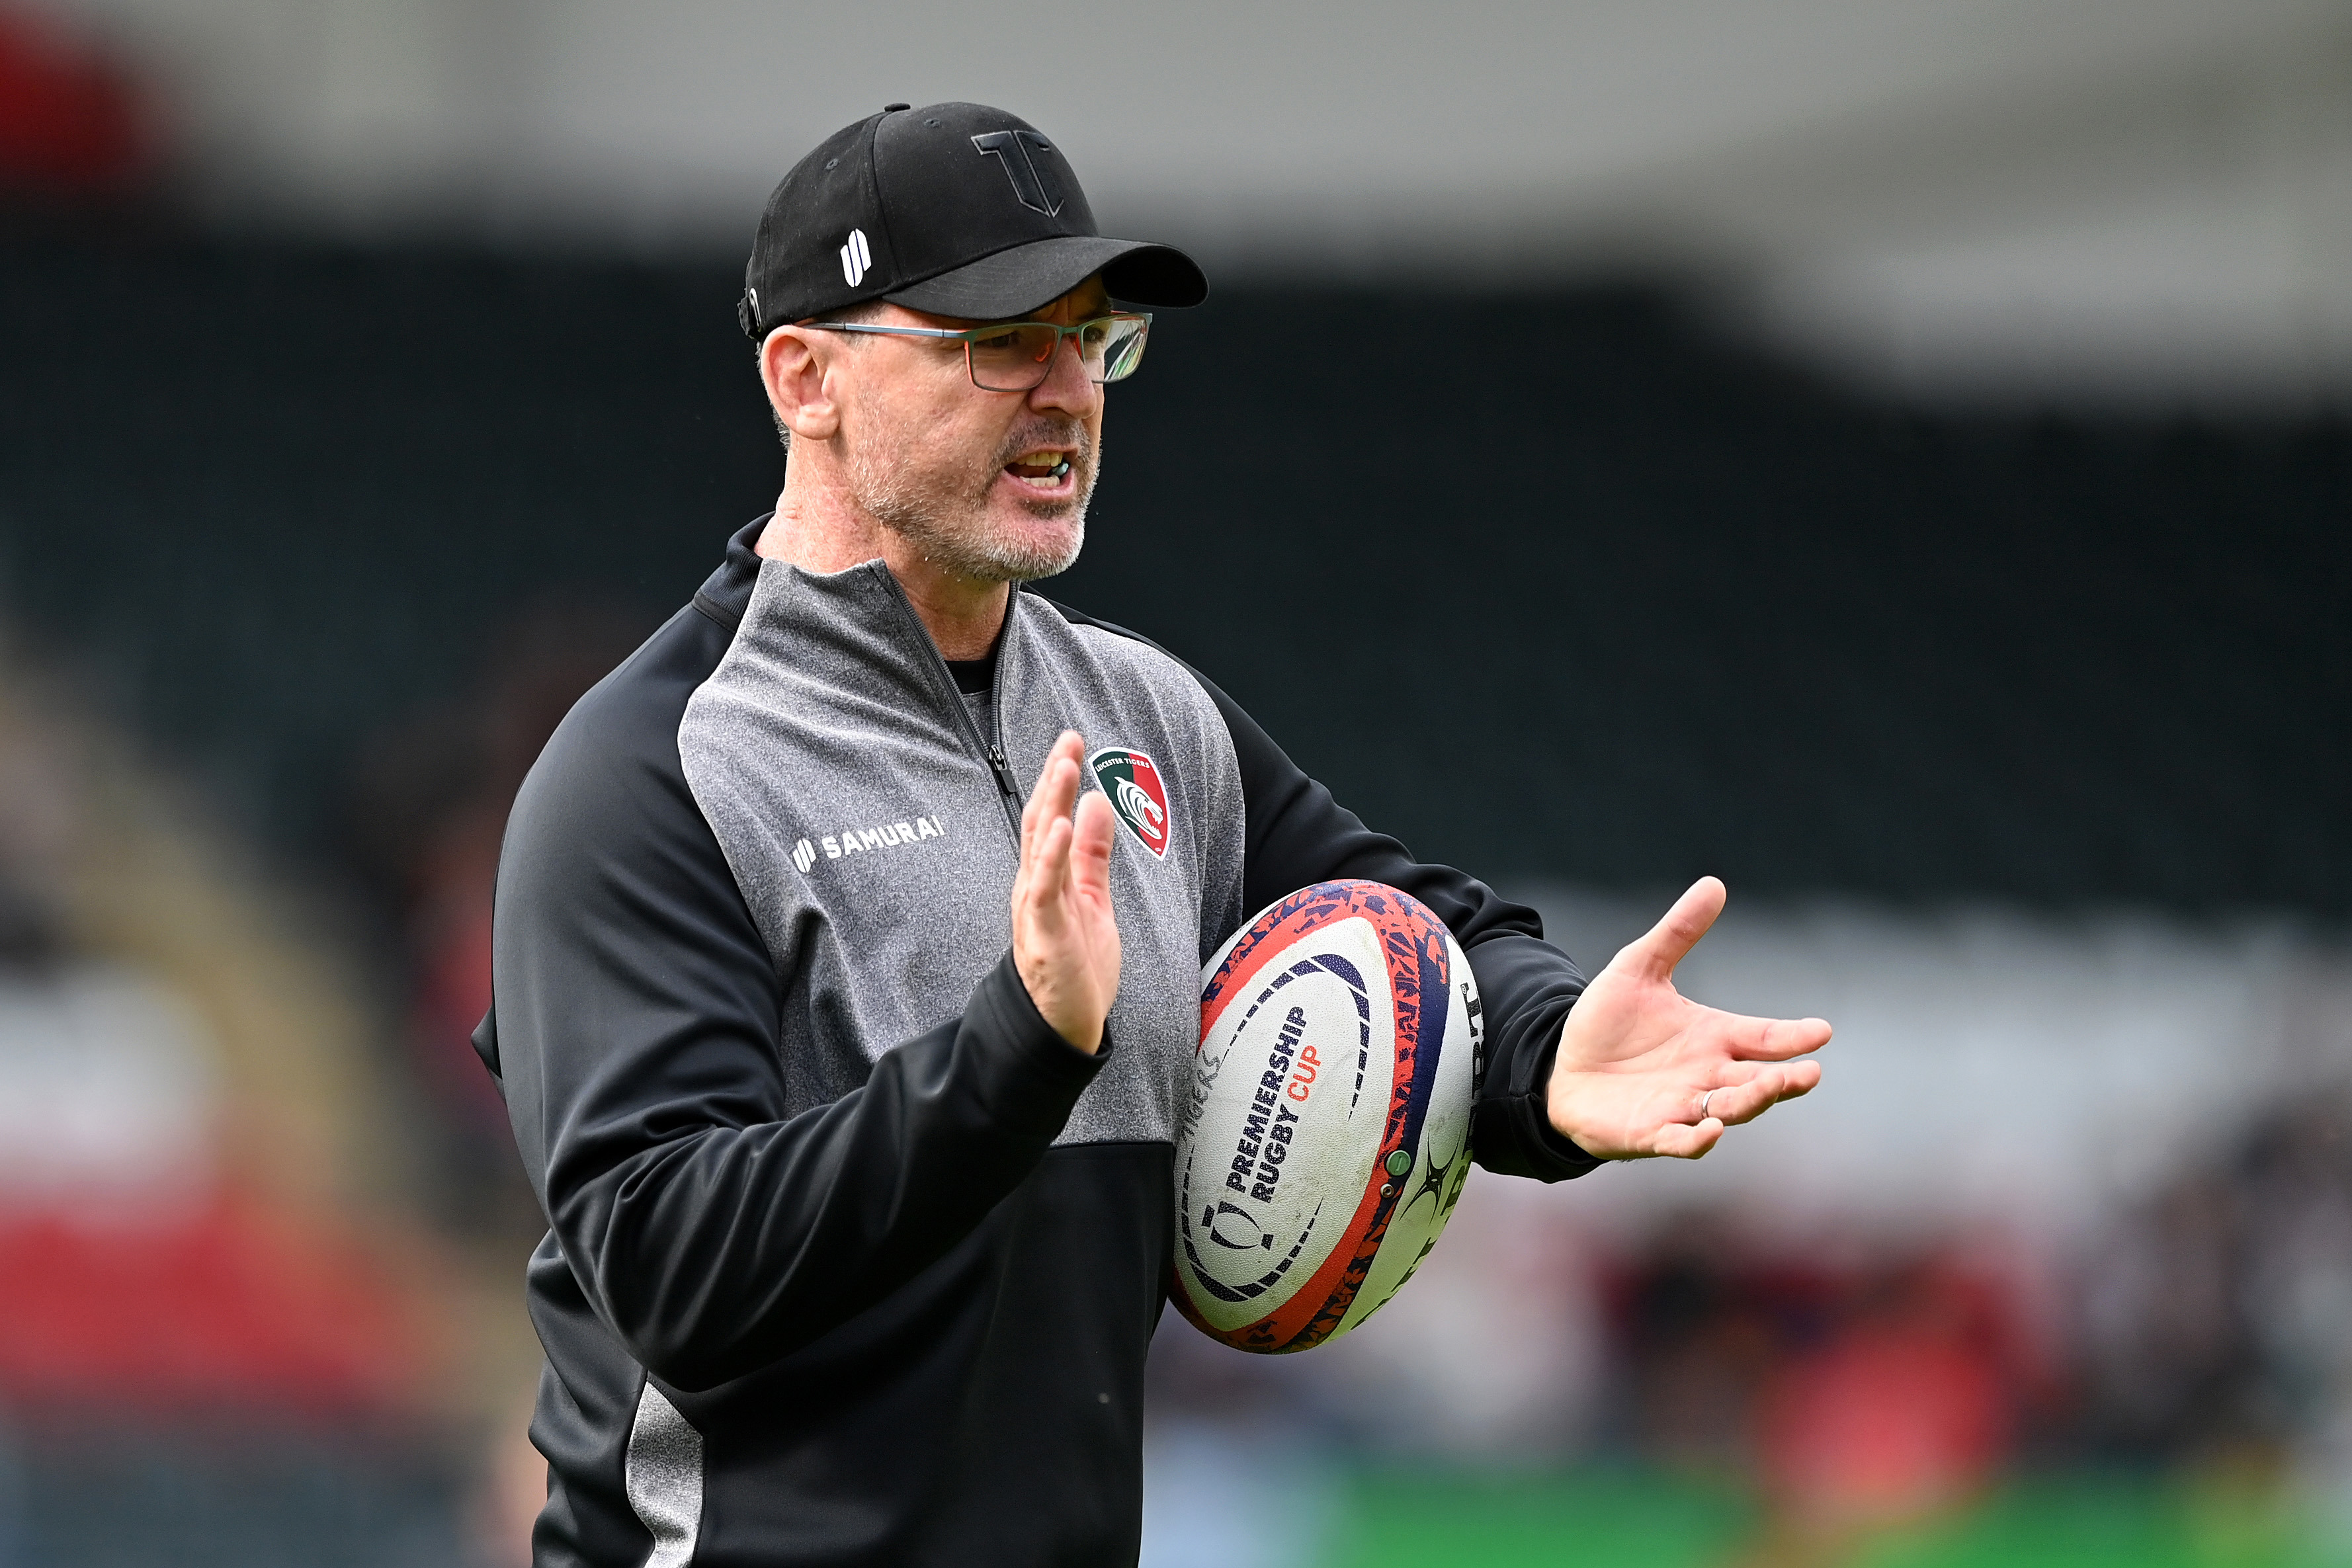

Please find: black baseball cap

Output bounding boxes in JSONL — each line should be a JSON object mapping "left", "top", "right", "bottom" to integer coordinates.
{"left": 738, "top": 102, "right": 1207, "bottom": 340}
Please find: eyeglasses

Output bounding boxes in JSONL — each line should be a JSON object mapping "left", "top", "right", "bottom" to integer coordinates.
{"left": 802, "top": 312, "right": 1152, "bottom": 392}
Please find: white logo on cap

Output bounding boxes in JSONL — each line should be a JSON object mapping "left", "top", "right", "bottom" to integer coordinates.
{"left": 839, "top": 228, "right": 872, "bottom": 288}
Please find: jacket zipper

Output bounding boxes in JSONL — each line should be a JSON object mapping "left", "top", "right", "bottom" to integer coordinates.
{"left": 873, "top": 568, "right": 1027, "bottom": 843}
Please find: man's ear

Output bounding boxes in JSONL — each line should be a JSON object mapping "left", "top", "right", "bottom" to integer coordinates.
{"left": 761, "top": 326, "right": 842, "bottom": 442}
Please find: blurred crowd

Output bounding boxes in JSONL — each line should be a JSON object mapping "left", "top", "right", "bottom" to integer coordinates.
{"left": 7, "top": 600, "right": 2352, "bottom": 1565}
{"left": 1144, "top": 1063, "right": 2352, "bottom": 1567}
{"left": 4, "top": 2, "right": 2345, "bottom": 1562}
{"left": 1590, "top": 1095, "right": 2352, "bottom": 1561}
{"left": 2079, "top": 1098, "right": 2352, "bottom": 1499}
{"left": 5, "top": 593, "right": 2351, "bottom": 1567}
{"left": 0, "top": 597, "right": 657, "bottom": 1563}
{"left": 341, "top": 595, "right": 651, "bottom": 1246}
{"left": 0, "top": 629, "right": 459, "bottom": 1563}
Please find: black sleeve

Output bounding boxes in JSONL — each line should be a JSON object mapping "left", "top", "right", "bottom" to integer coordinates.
{"left": 480, "top": 604, "right": 1105, "bottom": 1392}
{"left": 1045, "top": 602, "right": 1600, "bottom": 1182}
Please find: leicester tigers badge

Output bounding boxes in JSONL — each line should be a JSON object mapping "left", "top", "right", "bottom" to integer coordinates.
{"left": 1087, "top": 747, "right": 1171, "bottom": 859}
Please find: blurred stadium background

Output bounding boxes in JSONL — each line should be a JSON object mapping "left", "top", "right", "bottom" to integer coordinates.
{"left": 1, "top": 1, "right": 2348, "bottom": 1563}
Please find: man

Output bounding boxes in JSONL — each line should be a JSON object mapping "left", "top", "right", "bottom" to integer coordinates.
{"left": 482, "top": 101, "right": 1827, "bottom": 1567}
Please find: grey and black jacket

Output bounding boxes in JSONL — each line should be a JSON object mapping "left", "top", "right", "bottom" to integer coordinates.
{"left": 480, "top": 518, "right": 1598, "bottom": 1568}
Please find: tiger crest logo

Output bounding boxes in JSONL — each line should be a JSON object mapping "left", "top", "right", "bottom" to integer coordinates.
{"left": 1086, "top": 747, "right": 1171, "bottom": 860}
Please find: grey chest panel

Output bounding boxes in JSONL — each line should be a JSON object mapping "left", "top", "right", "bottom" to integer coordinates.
{"left": 677, "top": 561, "right": 1247, "bottom": 1146}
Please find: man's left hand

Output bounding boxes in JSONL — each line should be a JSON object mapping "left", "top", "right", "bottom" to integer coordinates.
{"left": 1545, "top": 876, "right": 1828, "bottom": 1161}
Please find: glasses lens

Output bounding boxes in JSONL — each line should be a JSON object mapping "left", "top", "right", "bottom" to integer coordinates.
{"left": 1090, "top": 316, "right": 1149, "bottom": 383}
{"left": 965, "top": 317, "right": 1152, "bottom": 390}
{"left": 966, "top": 324, "right": 1061, "bottom": 391}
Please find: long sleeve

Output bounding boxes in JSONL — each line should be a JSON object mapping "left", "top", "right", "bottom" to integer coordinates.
{"left": 477, "top": 602, "right": 1104, "bottom": 1393}
{"left": 1044, "top": 601, "right": 1601, "bottom": 1182}
{"left": 1201, "top": 676, "right": 1601, "bottom": 1182}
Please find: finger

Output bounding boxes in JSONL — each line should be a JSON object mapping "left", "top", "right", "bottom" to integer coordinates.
{"left": 1028, "top": 734, "right": 1082, "bottom": 806}
{"left": 1019, "top": 770, "right": 1062, "bottom": 895}
{"left": 1646, "top": 1117, "right": 1724, "bottom": 1159}
{"left": 1070, "top": 790, "right": 1116, "bottom": 901}
{"left": 1034, "top": 809, "right": 1075, "bottom": 914}
{"left": 1019, "top": 745, "right": 1074, "bottom": 872}
{"left": 1020, "top": 755, "right": 1045, "bottom": 839}
{"left": 1619, "top": 876, "right": 1727, "bottom": 983}
{"left": 1703, "top": 1061, "right": 1823, "bottom": 1126}
{"left": 1710, "top": 1011, "right": 1833, "bottom": 1061}
{"left": 1017, "top": 778, "right": 1044, "bottom": 887}
{"left": 1025, "top": 733, "right": 1082, "bottom": 811}
{"left": 1019, "top": 750, "right": 1087, "bottom": 915}
{"left": 1044, "top": 758, "right": 1085, "bottom": 849}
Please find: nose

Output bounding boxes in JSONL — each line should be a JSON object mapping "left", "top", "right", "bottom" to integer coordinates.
{"left": 1028, "top": 328, "right": 1100, "bottom": 417}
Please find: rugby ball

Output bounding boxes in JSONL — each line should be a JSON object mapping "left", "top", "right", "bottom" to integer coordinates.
{"left": 1172, "top": 880, "right": 1481, "bottom": 1353}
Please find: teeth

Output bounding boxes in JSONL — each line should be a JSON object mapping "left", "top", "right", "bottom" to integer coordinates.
{"left": 1007, "top": 452, "right": 1071, "bottom": 487}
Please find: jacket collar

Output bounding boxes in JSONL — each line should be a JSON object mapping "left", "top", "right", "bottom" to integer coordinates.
{"left": 691, "top": 515, "right": 772, "bottom": 632}
{"left": 695, "top": 515, "right": 1035, "bottom": 679}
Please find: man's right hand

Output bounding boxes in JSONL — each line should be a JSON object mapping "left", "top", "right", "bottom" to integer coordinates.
{"left": 1011, "top": 731, "right": 1122, "bottom": 1053}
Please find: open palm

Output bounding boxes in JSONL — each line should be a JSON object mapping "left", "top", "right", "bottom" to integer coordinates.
{"left": 1011, "top": 731, "right": 1122, "bottom": 1054}
{"left": 1546, "top": 877, "right": 1828, "bottom": 1160}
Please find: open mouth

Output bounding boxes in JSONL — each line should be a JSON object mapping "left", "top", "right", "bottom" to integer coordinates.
{"left": 1004, "top": 449, "right": 1075, "bottom": 490}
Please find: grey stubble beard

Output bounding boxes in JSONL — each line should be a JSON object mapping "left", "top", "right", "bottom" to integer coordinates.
{"left": 848, "top": 420, "right": 1099, "bottom": 583}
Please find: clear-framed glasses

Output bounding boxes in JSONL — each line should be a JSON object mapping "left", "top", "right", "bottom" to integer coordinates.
{"left": 802, "top": 312, "right": 1152, "bottom": 392}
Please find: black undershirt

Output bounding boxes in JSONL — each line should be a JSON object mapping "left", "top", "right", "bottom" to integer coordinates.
{"left": 946, "top": 643, "right": 1000, "bottom": 737}
{"left": 944, "top": 645, "right": 997, "bottom": 695}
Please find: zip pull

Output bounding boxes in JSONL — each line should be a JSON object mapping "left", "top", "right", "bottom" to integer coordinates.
{"left": 987, "top": 743, "right": 1018, "bottom": 798}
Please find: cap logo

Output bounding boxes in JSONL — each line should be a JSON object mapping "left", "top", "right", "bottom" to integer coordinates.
{"left": 970, "top": 130, "right": 1065, "bottom": 217}
{"left": 839, "top": 228, "right": 872, "bottom": 288}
